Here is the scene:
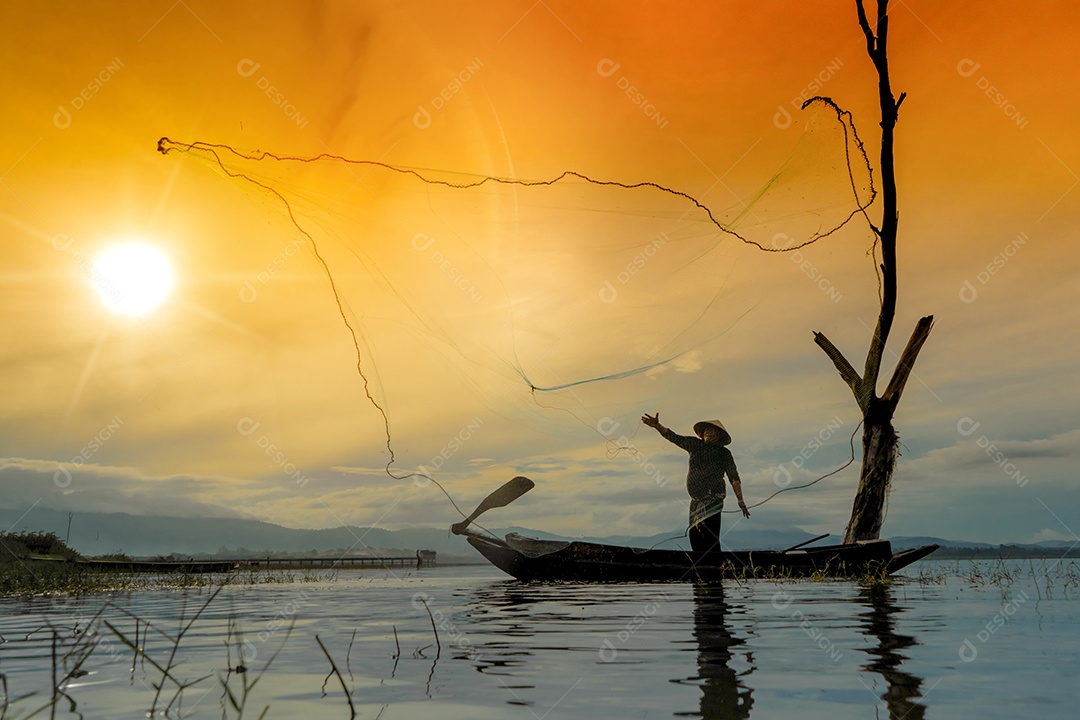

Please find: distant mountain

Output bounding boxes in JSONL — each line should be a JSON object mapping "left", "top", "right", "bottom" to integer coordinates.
{"left": 1029, "top": 540, "right": 1077, "bottom": 549}
{"left": 890, "top": 536, "right": 996, "bottom": 550}
{"left": 889, "top": 536, "right": 1078, "bottom": 551}
{"left": 0, "top": 507, "right": 473, "bottom": 558}
{"left": 0, "top": 508, "right": 825, "bottom": 558}
{"left": 1, "top": 507, "right": 1060, "bottom": 559}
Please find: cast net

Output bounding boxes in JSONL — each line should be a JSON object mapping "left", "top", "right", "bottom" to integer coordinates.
{"left": 158, "top": 97, "right": 874, "bottom": 500}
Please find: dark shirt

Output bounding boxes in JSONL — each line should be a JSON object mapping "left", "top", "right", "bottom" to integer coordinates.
{"left": 661, "top": 428, "right": 741, "bottom": 500}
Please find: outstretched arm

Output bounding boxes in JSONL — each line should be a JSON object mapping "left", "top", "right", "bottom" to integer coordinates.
{"left": 642, "top": 413, "right": 696, "bottom": 451}
{"left": 641, "top": 412, "right": 667, "bottom": 434}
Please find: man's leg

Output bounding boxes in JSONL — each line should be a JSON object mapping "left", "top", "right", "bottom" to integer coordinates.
{"left": 703, "top": 512, "right": 723, "bottom": 552}
{"left": 690, "top": 513, "right": 723, "bottom": 553}
{"left": 689, "top": 521, "right": 706, "bottom": 553}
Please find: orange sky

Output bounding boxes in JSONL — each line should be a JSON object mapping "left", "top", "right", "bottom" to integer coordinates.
{"left": 2, "top": 1, "right": 1078, "bottom": 545}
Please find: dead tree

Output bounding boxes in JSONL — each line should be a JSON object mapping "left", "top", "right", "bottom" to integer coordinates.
{"left": 813, "top": 0, "right": 934, "bottom": 543}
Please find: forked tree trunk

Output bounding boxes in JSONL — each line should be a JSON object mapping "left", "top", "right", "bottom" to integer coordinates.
{"left": 816, "top": 315, "right": 930, "bottom": 544}
{"left": 846, "top": 404, "right": 899, "bottom": 543}
{"left": 813, "top": 0, "right": 934, "bottom": 544}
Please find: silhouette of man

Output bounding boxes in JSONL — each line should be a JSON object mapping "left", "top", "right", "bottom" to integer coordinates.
{"left": 642, "top": 413, "right": 749, "bottom": 553}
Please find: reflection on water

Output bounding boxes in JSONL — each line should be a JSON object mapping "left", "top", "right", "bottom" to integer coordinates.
{"left": 857, "top": 584, "right": 926, "bottom": 720}
{"left": 0, "top": 563, "right": 1074, "bottom": 719}
{"left": 677, "top": 584, "right": 753, "bottom": 719}
{"left": 463, "top": 579, "right": 758, "bottom": 718}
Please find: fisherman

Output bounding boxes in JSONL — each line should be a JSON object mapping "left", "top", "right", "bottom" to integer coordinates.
{"left": 641, "top": 413, "right": 750, "bottom": 553}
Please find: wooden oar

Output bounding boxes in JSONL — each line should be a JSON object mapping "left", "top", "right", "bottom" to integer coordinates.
{"left": 782, "top": 533, "right": 831, "bottom": 552}
{"left": 450, "top": 476, "right": 534, "bottom": 535}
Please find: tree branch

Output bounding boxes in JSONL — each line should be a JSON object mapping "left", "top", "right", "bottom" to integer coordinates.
{"left": 882, "top": 315, "right": 934, "bottom": 406}
{"left": 862, "top": 312, "right": 886, "bottom": 403}
{"left": 813, "top": 331, "right": 867, "bottom": 411}
{"left": 855, "top": 0, "right": 876, "bottom": 56}
{"left": 862, "top": 0, "right": 900, "bottom": 411}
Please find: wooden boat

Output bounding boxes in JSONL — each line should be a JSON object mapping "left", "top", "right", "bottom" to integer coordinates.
{"left": 449, "top": 476, "right": 939, "bottom": 582}
{"left": 453, "top": 528, "right": 938, "bottom": 582}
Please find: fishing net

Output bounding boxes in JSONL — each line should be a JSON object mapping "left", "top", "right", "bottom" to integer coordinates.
{"left": 158, "top": 97, "right": 873, "bottom": 491}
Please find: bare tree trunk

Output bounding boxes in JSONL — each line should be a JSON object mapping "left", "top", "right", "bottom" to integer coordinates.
{"left": 846, "top": 403, "right": 899, "bottom": 543}
{"left": 813, "top": 0, "right": 934, "bottom": 543}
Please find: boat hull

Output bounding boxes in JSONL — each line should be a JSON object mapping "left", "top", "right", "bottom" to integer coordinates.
{"left": 462, "top": 531, "right": 938, "bottom": 582}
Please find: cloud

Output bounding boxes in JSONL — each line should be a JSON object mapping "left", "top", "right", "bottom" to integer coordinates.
{"left": 874, "top": 429, "right": 1080, "bottom": 543}
{"left": 2, "top": 422, "right": 1077, "bottom": 545}
{"left": 466, "top": 457, "right": 497, "bottom": 466}
{"left": 0, "top": 456, "right": 254, "bottom": 520}
{"left": 672, "top": 350, "right": 704, "bottom": 374}
{"left": 1028, "top": 528, "right": 1076, "bottom": 544}
{"left": 896, "top": 428, "right": 1080, "bottom": 487}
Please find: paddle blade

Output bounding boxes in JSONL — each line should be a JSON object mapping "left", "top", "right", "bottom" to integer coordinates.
{"left": 451, "top": 476, "right": 534, "bottom": 535}
{"left": 475, "top": 476, "right": 534, "bottom": 513}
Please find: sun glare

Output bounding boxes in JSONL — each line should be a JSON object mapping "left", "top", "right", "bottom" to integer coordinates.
{"left": 92, "top": 242, "right": 174, "bottom": 316}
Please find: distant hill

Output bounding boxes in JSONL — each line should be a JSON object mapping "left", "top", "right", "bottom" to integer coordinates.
{"left": 0, "top": 508, "right": 832, "bottom": 558}
{"left": 890, "top": 536, "right": 1080, "bottom": 559}
{"left": 0, "top": 507, "right": 473, "bottom": 559}
{"left": 1, "top": 507, "right": 1071, "bottom": 560}
{"left": 890, "top": 536, "right": 995, "bottom": 549}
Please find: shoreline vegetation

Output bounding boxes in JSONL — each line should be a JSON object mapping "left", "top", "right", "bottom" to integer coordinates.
{"left": 2, "top": 530, "right": 1078, "bottom": 597}
{"left": 0, "top": 532, "right": 349, "bottom": 596}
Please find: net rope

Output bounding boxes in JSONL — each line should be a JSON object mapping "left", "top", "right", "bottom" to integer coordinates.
{"left": 158, "top": 96, "right": 876, "bottom": 521}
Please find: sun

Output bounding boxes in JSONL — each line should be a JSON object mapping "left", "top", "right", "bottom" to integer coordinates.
{"left": 92, "top": 242, "right": 175, "bottom": 316}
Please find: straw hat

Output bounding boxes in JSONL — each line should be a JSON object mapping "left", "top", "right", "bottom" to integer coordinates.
{"left": 693, "top": 419, "right": 731, "bottom": 445}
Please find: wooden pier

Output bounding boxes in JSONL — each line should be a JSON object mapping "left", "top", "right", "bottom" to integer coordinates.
{"left": 67, "top": 550, "right": 437, "bottom": 573}
{"left": 239, "top": 550, "right": 437, "bottom": 571}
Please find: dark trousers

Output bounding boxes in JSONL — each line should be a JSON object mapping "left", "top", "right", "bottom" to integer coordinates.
{"left": 689, "top": 512, "right": 723, "bottom": 553}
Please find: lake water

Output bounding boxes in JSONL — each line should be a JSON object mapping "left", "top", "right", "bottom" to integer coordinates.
{"left": 0, "top": 559, "right": 1076, "bottom": 719}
